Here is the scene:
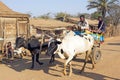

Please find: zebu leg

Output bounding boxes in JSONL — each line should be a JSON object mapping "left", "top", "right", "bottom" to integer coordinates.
{"left": 49, "top": 53, "right": 55, "bottom": 64}
{"left": 49, "top": 45, "right": 58, "bottom": 64}
{"left": 63, "top": 56, "right": 73, "bottom": 76}
{"left": 80, "top": 51, "right": 89, "bottom": 73}
{"left": 36, "top": 53, "right": 43, "bottom": 65}
{"left": 89, "top": 52, "right": 95, "bottom": 69}
{"left": 31, "top": 54, "right": 35, "bottom": 69}
{"left": 69, "top": 62, "right": 72, "bottom": 76}
{"left": 63, "top": 63, "right": 67, "bottom": 75}
{"left": 52, "top": 54, "right": 55, "bottom": 62}
{"left": 91, "top": 56, "right": 95, "bottom": 69}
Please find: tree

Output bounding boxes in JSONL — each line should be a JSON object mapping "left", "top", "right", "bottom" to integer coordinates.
{"left": 107, "top": 4, "right": 120, "bottom": 36}
{"left": 91, "top": 11, "right": 102, "bottom": 19}
{"left": 37, "top": 13, "right": 51, "bottom": 19}
{"left": 55, "top": 12, "right": 71, "bottom": 21}
{"left": 107, "top": 4, "right": 120, "bottom": 26}
{"left": 77, "top": 13, "right": 91, "bottom": 19}
{"left": 87, "top": 0, "right": 118, "bottom": 19}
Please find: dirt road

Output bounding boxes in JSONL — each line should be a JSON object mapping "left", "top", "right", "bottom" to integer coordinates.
{"left": 0, "top": 36, "right": 120, "bottom": 80}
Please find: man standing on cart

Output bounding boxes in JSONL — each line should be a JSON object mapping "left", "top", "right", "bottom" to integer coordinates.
{"left": 97, "top": 16, "right": 106, "bottom": 44}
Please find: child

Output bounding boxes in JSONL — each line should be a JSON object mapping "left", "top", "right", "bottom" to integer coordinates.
{"left": 4, "top": 42, "right": 13, "bottom": 59}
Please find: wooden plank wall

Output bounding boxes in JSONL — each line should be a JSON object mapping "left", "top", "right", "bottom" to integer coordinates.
{"left": 4, "top": 18, "right": 16, "bottom": 44}
{"left": 0, "top": 17, "right": 29, "bottom": 51}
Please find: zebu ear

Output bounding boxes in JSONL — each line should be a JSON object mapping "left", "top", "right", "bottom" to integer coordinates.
{"left": 56, "top": 38, "right": 62, "bottom": 44}
{"left": 56, "top": 41, "right": 62, "bottom": 44}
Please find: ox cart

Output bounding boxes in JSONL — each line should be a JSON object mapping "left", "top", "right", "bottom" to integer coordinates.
{"left": 88, "top": 31, "right": 102, "bottom": 64}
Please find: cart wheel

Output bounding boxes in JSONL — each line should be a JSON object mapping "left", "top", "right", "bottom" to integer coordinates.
{"left": 92, "top": 47, "right": 101, "bottom": 64}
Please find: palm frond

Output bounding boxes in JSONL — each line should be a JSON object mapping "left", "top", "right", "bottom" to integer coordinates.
{"left": 107, "top": 0, "right": 118, "bottom": 4}
{"left": 87, "top": 1, "right": 100, "bottom": 10}
{"left": 87, "top": 5, "right": 99, "bottom": 10}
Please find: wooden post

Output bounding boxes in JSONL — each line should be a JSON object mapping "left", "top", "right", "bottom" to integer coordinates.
{"left": 39, "top": 30, "right": 45, "bottom": 54}
{"left": 41, "top": 30, "right": 45, "bottom": 44}
{"left": 16, "top": 18, "right": 18, "bottom": 37}
{"left": 1, "top": 18, "right": 4, "bottom": 53}
{"left": 27, "top": 17, "right": 30, "bottom": 38}
{"left": 16, "top": 18, "right": 19, "bottom": 37}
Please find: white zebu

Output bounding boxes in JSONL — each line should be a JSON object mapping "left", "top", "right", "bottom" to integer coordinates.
{"left": 47, "top": 31, "right": 95, "bottom": 76}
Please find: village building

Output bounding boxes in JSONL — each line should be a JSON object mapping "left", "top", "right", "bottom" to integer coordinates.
{"left": 0, "top": 1, "right": 30, "bottom": 51}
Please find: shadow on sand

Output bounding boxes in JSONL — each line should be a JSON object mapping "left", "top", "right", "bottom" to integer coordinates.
{"left": 72, "top": 68, "right": 120, "bottom": 80}
{"left": 107, "top": 42, "right": 120, "bottom": 46}
{"left": 1, "top": 54, "right": 120, "bottom": 79}
{"left": 1, "top": 54, "right": 63, "bottom": 77}
{"left": 102, "top": 48, "right": 120, "bottom": 52}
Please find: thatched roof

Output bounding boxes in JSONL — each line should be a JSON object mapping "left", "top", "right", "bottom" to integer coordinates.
{"left": 0, "top": 1, "right": 29, "bottom": 17}
{"left": 30, "top": 18, "right": 74, "bottom": 30}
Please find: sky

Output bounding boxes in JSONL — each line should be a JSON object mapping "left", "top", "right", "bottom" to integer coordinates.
{"left": 1, "top": 0, "right": 96, "bottom": 17}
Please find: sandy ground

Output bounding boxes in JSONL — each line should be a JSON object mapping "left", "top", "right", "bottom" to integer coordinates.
{"left": 0, "top": 36, "right": 120, "bottom": 80}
